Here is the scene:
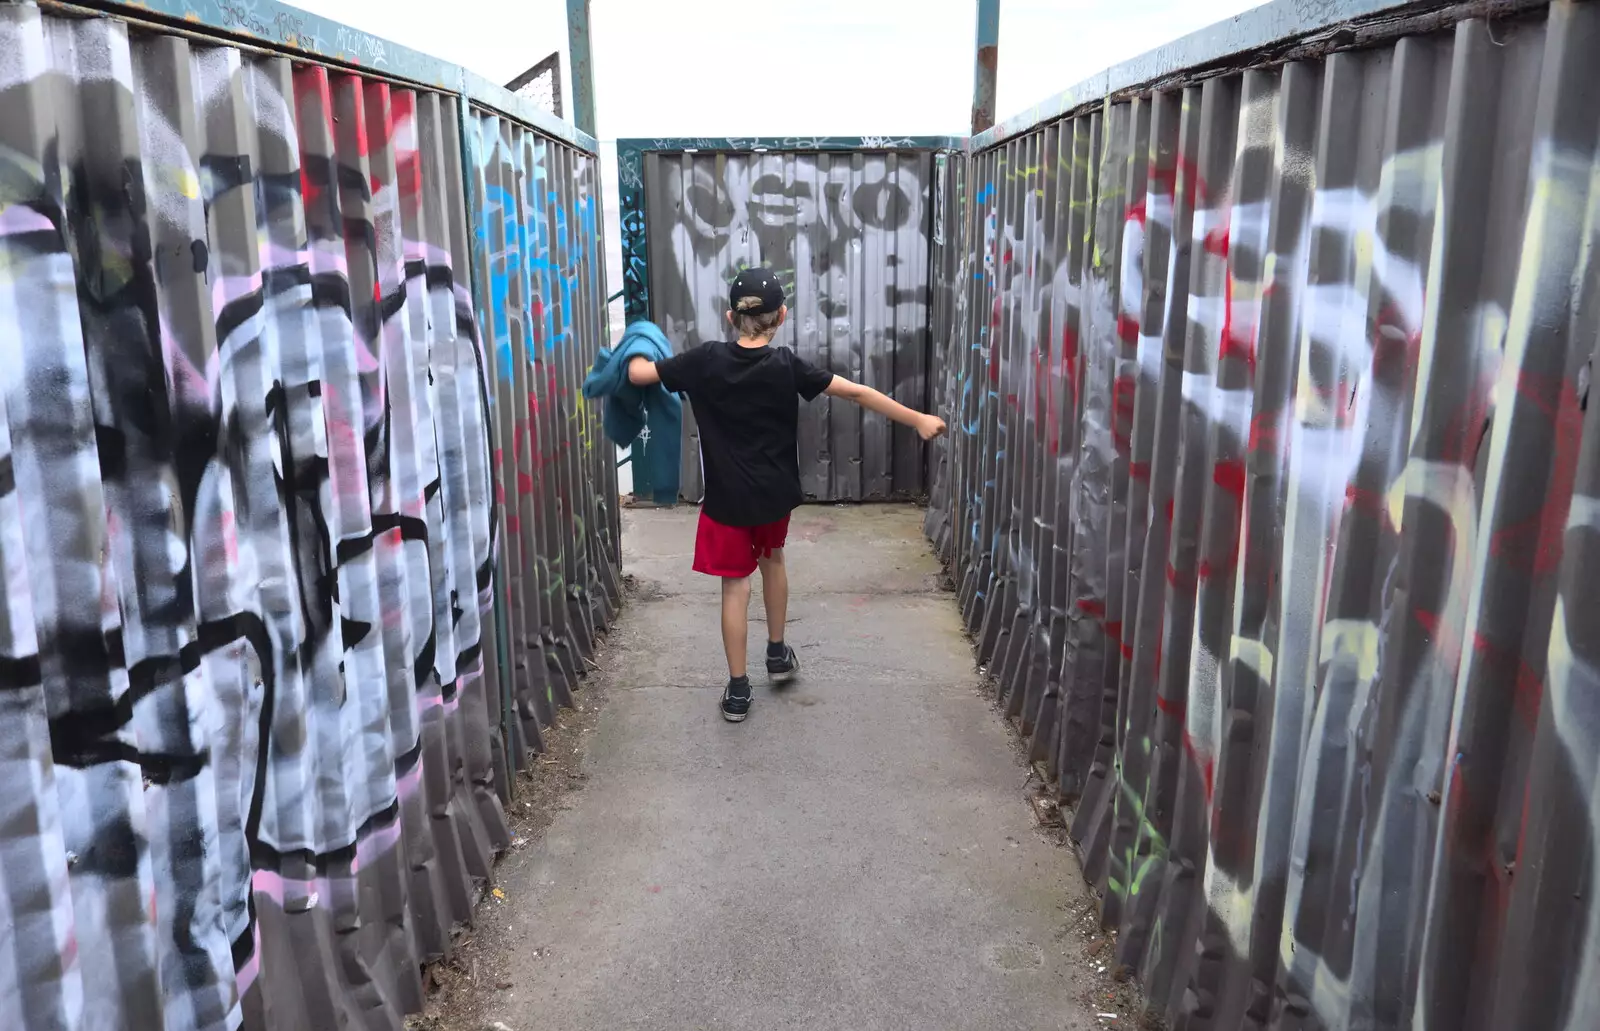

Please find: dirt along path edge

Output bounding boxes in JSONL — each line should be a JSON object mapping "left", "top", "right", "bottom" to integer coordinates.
{"left": 403, "top": 579, "right": 629, "bottom": 1031}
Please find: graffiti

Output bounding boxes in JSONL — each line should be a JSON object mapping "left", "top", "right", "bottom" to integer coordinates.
{"left": 858, "top": 135, "right": 922, "bottom": 149}
{"left": 620, "top": 141, "right": 946, "bottom": 503}
{"left": 213, "top": 0, "right": 316, "bottom": 53}
{"left": 616, "top": 135, "right": 962, "bottom": 328}
{"left": 465, "top": 109, "right": 620, "bottom": 754}
{"left": 0, "top": 4, "right": 616, "bottom": 1029}
{"left": 12, "top": 0, "right": 1600, "bottom": 1027}
{"left": 333, "top": 25, "right": 388, "bottom": 66}
{"left": 927, "top": 5, "right": 1600, "bottom": 1031}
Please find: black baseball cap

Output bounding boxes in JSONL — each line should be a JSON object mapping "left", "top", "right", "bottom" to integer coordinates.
{"left": 729, "top": 267, "right": 785, "bottom": 316}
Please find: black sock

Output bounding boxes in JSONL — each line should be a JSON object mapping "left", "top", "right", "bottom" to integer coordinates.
{"left": 767, "top": 640, "right": 786, "bottom": 659}
{"left": 728, "top": 674, "right": 750, "bottom": 689}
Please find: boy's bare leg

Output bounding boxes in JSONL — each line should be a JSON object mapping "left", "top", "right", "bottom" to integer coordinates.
{"left": 721, "top": 575, "right": 752, "bottom": 679}
{"left": 757, "top": 549, "right": 799, "bottom": 682}
{"left": 757, "top": 549, "right": 788, "bottom": 645}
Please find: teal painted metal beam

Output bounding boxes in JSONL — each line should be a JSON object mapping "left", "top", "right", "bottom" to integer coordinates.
{"left": 971, "top": 0, "right": 999, "bottom": 135}
{"left": 616, "top": 141, "right": 650, "bottom": 326}
{"left": 566, "top": 0, "right": 597, "bottom": 138}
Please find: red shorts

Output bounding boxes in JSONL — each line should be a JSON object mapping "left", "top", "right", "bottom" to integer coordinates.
{"left": 692, "top": 511, "right": 790, "bottom": 578}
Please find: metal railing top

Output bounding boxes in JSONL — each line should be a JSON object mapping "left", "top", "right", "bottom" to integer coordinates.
{"left": 32, "top": 0, "right": 1545, "bottom": 171}
{"left": 967, "top": 0, "right": 1528, "bottom": 153}
{"left": 616, "top": 136, "right": 967, "bottom": 154}
{"left": 462, "top": 66, "right": 597, "bottom": 152}
{"left": 18, "top": 0, "right": 600, "bottom": 153}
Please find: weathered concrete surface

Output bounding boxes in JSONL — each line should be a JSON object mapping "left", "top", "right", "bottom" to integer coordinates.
{"left": 477, "top": 505, "right": 1100, "bottom": 1030}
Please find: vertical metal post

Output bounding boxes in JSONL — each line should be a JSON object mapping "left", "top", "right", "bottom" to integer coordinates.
{"left": 971, "top": 0, "right": 1000, "bottom": 135}
{"left": 567, "top": 0, "right": 598, "bottom": 137}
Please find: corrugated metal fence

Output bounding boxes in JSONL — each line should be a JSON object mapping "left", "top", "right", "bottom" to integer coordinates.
{"left": 10, "top": 0, "right": 1600, "bottom": 1027}
{"left": 465, "top": 107, "right": 619, "bottom": 764}
{"left": 928, "top": 0, "right": 1600, "bottom": 1028}
{"left": 618, "top": 138, "right": 959, "bottom": 503}
{"left": 0, "top": 0, "right": 617, "bottom": 1027}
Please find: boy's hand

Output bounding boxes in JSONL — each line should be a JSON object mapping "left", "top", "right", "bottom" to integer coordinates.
{"left": 916, "top": 414, "right": 947, "bottom": 441}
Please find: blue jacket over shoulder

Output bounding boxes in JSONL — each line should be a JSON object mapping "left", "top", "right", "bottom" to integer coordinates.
{"left": 582, "top": 320, "right": 682, "bottom": 505}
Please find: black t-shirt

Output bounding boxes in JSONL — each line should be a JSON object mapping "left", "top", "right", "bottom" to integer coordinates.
{"left": 655, "top": 341, "right": 834, "bottom": 527}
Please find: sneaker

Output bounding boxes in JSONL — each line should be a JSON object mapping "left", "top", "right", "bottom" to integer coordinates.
{"left": 766, "top": 644, "right": 800, "bottom": 685}
{"left": 721, "top": 677, "right": 752, "bottom": 722}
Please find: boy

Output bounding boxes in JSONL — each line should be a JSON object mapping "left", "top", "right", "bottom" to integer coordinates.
{"left": 626, "top": 268, "right": 947, "bottom": 722}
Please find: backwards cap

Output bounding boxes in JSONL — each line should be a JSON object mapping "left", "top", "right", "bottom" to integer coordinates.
{"left": 729, "top": 267, "right": 785, "bottom": 316}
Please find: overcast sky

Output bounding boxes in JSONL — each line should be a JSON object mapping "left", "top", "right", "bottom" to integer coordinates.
{"left": 307, "top": 0, "right": 1268, "bottom": 140}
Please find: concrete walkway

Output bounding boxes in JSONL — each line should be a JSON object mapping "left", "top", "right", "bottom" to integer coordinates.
{"left": 475, "top": 506, "right": 1102, "bottom": 1031}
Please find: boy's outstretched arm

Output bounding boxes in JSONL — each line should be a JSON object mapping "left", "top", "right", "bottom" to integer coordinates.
{"left": 626, "top": 356, "right": 661, "bottom": 386}
{"left": 824, "top": 376, "right": 946, "bottom": 441}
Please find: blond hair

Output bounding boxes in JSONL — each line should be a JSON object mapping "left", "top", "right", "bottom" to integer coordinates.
{"left": 731, "top": 307, "right": 784, "bottom": 340}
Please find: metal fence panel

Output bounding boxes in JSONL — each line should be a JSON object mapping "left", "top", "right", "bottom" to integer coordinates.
{"left": 464, "top": 109, "right": 620, "bottom": 765}
{"left": 618, "top": 138, "right": 958, "bottom": 503}
{"left": 924, "top": 148, "right": 968, "bottom": 545}
{"left": 0, "top": 1, "right": 616, "bottom": 1027}
{"left": 929, "top": 2, "right": 1600, "bottom": 1029}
